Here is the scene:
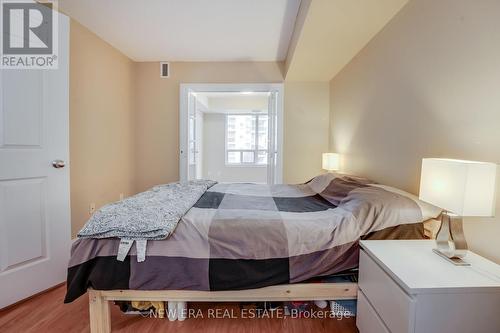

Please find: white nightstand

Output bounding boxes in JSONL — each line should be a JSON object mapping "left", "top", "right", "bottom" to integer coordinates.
{"left": 357, "top": 240, "right": 500, "bottom": 333}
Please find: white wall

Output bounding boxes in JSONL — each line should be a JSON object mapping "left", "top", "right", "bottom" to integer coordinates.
{"left": 207, "top": 95, "right": 269, "bottom": 111}
{"left": 203, "top": 113, "right": 267, "bottom": 183}
{"left": 329, "top": 0, "right": 500, "bottom": 263}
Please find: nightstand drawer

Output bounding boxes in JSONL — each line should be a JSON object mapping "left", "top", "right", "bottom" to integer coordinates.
{"left": 357, "top": 290, "right": 390, "bottom": 333}
{"left": 359, "top": 249, "right": 415, "bottom": 333}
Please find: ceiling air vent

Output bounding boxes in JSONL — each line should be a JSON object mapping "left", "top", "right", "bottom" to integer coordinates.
{"left": 160, "top": 62, "right": 170, "bottom": 78}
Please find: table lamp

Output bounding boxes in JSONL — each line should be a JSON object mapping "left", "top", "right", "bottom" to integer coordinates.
{"left": 419, "top": 158, "right": 497, "bottom": 265}
{"left": 322, "top": 153, "right": 340, "bottom": 172}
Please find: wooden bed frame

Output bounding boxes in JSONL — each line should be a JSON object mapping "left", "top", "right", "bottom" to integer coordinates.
{"left": 88, "top": 282, "right": 358, "bottom": 333}
{"left": 87, "top": 220, "right": 440, "bottom": 332}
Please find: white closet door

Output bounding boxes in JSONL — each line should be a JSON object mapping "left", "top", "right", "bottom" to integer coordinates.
{"left": 267, "top": 91, "right": 278, "bottom": 184}
{"left": 0, "top": 14, "right": 70, "bottom": 309}
{"left": 187, "top": 92, "right": 201, "bottom": 181}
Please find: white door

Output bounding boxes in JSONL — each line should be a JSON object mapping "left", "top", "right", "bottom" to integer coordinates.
{"left": 267, "top": 91, "right": 278, "bottom": 184}
{"left": 186, "top": 93, "right": 204, "bottom": 181}
{"left": 186, "top": 92, "right": 200, "bottom": 181}
{"left": 194, "top": 109, "right": 203, "bottom": 180}
{"left": 0, "top": 15, "right": 70, "bottom": 308}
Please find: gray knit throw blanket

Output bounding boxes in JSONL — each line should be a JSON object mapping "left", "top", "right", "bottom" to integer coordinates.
{"left": 77, "top": 180, "right": 216, "bottom": 261}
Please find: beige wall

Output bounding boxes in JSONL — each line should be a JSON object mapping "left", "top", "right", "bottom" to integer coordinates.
{"left": 70, "top": 21, "right": 136, "bottom": 236}
{"left": 285, "top": 0, "right": 408, "bottom": 81}
{"left": 329, "top": 0, "right": 500, "bottom": 263}
{"left": 133, "top": 62, "right": 283, "bottom": 192}
{"left": 284, "top": 82, "right": 330, "bottom": 183}
{"left": 68, "top": 25, "right": 333, "bottom": 235}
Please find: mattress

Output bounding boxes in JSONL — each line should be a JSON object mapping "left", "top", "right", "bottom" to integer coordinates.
{"left": 65, "top": 174, "right": 439, "bottom": 303}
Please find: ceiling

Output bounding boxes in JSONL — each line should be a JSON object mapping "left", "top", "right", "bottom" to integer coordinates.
{"left": 59, "top": 0, "right": 301, "bottom": 62}
{"left": 285, "top": 0, "right": 409, "bottom": 81}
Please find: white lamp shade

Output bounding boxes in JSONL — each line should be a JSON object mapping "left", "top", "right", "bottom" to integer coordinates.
{"left": 419, "top": 158, "right": 497, "bottom": 216}
{"left": 322, "top": 153, "right": 340, "bottom": 171}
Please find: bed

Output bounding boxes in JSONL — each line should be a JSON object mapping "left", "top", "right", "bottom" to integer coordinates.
{"left": 65, "top": 173, "right": 441, "bottom": 332}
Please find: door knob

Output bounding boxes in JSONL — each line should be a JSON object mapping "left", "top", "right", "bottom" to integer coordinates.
{"left": 52, "top": 160, "right": 66, "bottom": 168}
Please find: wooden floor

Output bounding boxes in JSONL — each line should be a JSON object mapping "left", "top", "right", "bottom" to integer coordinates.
{"left": 0, "top": 285, "right": 359, "bottom": 333}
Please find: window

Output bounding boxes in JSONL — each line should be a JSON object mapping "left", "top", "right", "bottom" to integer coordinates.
{"left": 226, "top": 114, "right": 268, "bottom": 165}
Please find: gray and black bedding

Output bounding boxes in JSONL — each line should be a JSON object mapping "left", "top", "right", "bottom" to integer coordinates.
{"left": 64, "top": 173, "right": 440, "bottom": 303}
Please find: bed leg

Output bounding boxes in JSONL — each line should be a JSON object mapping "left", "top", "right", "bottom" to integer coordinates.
{"left": 177, "top": 301, "right": 187, "bottom": 321}
{"left": 167, "top": 301, "right": 178, "bottom": 321}
{"left": 89, "top": 290, "right": 111, "bottom": 333}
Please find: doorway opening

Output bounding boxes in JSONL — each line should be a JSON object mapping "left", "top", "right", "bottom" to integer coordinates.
{"left": 180, "top": 84, "right": 283, "bottom": 184}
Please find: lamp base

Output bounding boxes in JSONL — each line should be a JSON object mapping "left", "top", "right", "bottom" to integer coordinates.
{"left": 433, "top": 212, "right": 470, "bottom": 266}
{"left": 432, "top": 249, "right": 470, "bottom": 266}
